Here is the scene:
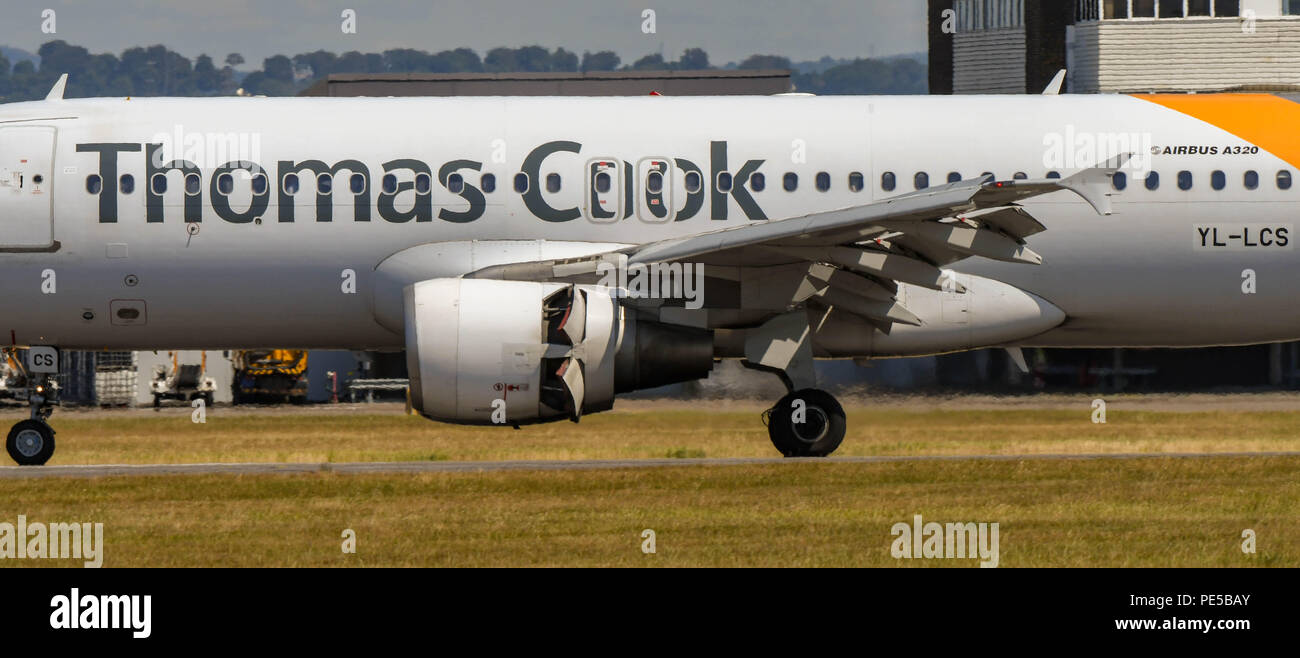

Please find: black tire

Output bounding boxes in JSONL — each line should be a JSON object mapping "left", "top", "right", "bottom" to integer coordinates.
{"left": 153, "top": 394, "right": 161, "bottom": 408}
{"left": 7, "top": 420, "right": 55, "bottom": 466}
{"left": 767, "top": 389, "right": 846, "bottom": 458}
{"left": 203, "top": 392, "right": 214, "bottom": 407}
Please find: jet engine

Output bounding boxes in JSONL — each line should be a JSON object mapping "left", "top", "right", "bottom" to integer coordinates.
{"left": 404, "top": 279, "right": 713, "bottom": 425}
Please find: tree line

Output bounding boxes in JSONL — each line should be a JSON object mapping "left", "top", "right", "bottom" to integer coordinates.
{"left": 0, "top": 40, "right": 925, "bottom": 101}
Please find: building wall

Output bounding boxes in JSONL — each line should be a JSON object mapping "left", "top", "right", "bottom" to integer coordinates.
{"left": 929, "top": 0, "right": 956, "bottom": 93}
{"left": 1069, "top": 18, "right": 1300, "bottom": 92}
{"left": 301, "top": 71, "right": 793, "bottom": 97}
{"left": 953, "top": 27, "right": 1028, "bottom": 93}
{"left": 1025, "top": 1, "right": 1075, "bottom": 92}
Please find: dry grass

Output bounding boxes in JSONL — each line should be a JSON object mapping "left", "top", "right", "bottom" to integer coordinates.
{"left": 1, "top": 457, "right": 1295, "bottom": 567}
{"left": 1, "top": 402, "right": 1296, "bottom": 567}
{"left": 1, "top": 405, "right": 1297, "bottom": 464}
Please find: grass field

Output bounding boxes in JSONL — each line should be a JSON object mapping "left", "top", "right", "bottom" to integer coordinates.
{"left": 3, "top": 401, "right": 1300, "bottom": 464}
{"left": 1, "top": 399, "right": 1297, "bottom": 567}
{"left": 2, "top": 456, "right": 1295, "bottom": 567}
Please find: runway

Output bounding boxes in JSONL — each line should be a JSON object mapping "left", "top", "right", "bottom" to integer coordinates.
{"left": 2, "top": 451, "right": 1298, "bottom": 479}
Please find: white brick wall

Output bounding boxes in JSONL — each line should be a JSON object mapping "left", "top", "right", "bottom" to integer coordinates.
{"left": 954, "top": 27, "right": 1028, "bottom": 93}
{"left": 1069, "top": 18, "right": 1300, "bottom": 92}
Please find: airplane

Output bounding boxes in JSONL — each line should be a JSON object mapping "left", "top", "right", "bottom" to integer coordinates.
{"left": 3, "top": 74, "right": 1299, "bottom": 465}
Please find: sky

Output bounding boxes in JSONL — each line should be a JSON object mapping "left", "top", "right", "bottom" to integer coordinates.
{"left": 0, "top": 0, "right": 926, "bottom": 67}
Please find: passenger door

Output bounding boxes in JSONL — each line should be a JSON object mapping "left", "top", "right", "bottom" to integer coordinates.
{"left": 0, "top": 126, "right": 56, "bottom": 248}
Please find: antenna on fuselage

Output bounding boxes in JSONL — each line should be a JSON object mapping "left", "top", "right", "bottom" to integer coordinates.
{"left": 1041, "top": 69, "right": 1066, "bottom": 96}
{"left": 45, "top": 74, "right": 68, "bottom": 102}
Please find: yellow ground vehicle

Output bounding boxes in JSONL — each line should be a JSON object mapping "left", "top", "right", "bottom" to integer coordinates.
{"left": 231, "top": 350, "right": 308, "bottom": 405}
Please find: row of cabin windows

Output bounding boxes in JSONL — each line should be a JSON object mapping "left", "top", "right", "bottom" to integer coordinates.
{"left": 883, "top": 171, "right": 1031, "bottom": 192}
{"left": 1114, "top": 169, "right": 1294, "bottom": 191}
{"left": 87, "top": 168, "right": 1300, "bottom": 199}
{"left": 85, "top": 172, "right": 501, "bottom": 197}
{"left": 881, "top": 169, "right": 1296, "bottom": 192}
{"left": 523, "top": 170, "right": 869, "bottom": 195}
{"left": 87, "top": 170, "right": 876, "bottom": 197}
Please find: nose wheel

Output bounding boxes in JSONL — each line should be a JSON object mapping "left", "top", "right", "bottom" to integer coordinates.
{"left": 6, "top": 419, "right": 55, "bottom": 466}
{"left": 765, "top": 389, "right": 846, "bottom": 457}
{"left": 6, "top": 367, "right": 60, "bottom": 466}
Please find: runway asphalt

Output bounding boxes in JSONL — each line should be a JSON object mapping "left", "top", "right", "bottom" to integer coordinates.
{"left": 2, "top": 451, "right": 1298, "bottom": 479}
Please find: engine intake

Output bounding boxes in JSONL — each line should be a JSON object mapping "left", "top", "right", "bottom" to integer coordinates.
{"left": 404, "top": 278, "right": 713, "bottom": 425}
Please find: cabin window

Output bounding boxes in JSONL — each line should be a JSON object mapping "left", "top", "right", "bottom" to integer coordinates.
{"left": 381, "top": 174, "right": 397, "bottom": 195}
{"left": 914, "top": 172, "right": 929, "bottom": 190}
{"left": 185, "top": 173, "right": 201, "bottom": 196}
{"left": 718, "top": 172, "right": 733, "bottom": 193}
{"left": 546, "top": 173, "right": 561, "bottom": 194}
{"left": 981, "top": 172, "right": 995, "bottom": 181}
{"left": 685, "top": 171, "right": 702, "bottom": 194}
{"left": 816, "top": 171, "right": 831, "bottom": 192}
{"left": 1013, "top": 172, "right": 1028, "bottom": 180}
{"left": 252, "top": 174, "right": 267, "bottom": 195}
{"left": 1112, "top": 171, "right": 1127, "bottom": 191}
{"left": 1211, "top": 171, "right": 1226, "bottom": 191}
{"left": 415, "top": 173, "right": 432, "bottom": 195}
{"left": 152, "top": 174, "right": 168, "bottom": 195}
{"left": 748, "top": 172, "right": 764, "bottom": 192}
{"left": 848, "top": 172, "right": 864, "bottom": 192}
{"left": 1177, "top": 171, "right": 1193, "bottom": 191}
{"left": 1145, "top": 171, "right": 1160, "bottom": 190}
{"left": 783, "top": 172, "right": 798, "bottom": 192}
{"left": 481, "top": 173, "right": 496, "bottom": 193}
{"left": 350, "top": 173, "right": 366, "bottom": 194}
{"left": 449, "top": 173, "right": 465, "bottom": 194}
{"left": 595, "top": 172, "right": 612, "bottom": 194}
{"left": 514, "top": 173, "right": 529, "bottom": 193}
{"left": 86, "top": 175, "right": 103, "bottom": 195}
{"left": 217, "top": 173, "right": 234, "bottom": 195}
{"left": 1046, "top": 171, "right": 1061, "bottom": 179}
{"left": 119, "top": 174, "right": 134, "bottom": 195}
{"left": 1244, "top": 170, "right": 1259, "bottom": 190}
{"left": 317, "top": 174, "right": 333, "bottom": 194}
{"left": 1278, "top": 170, "right": 1293, "bottom": 190}
{"left": 881, "top": 171, "right": 896, "bottom": 192}
{"left": 947, "top": 172, "right": 962, "bottom": 183}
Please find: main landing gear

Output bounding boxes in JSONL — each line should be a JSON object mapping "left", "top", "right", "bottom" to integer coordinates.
{"left": 6, "top": 373, "right": 58, "bottom": 466}
{"left": 764, "top": 389, "right": 847, "bottom": 458}
{"left": 744, "top": 312, "right": 848, "bottom": 458}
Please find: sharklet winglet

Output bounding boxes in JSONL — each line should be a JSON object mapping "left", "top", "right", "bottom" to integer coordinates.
{"left": 1058, "top": 152, "right": 1132, "bottom": 216}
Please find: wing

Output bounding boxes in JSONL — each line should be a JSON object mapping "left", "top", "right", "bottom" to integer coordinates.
{"left": 468, "top": 156, "right": 1127, "bottom": 332}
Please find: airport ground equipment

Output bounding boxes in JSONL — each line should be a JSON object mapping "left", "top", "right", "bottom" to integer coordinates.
{"left": 232, "top": 350, "right": 308, "bottom": 405}
{"left": 149, "top": 351, "right": 217, "bottom": 407}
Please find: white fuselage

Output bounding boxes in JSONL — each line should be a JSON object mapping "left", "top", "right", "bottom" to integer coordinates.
{"left": 0, "top": 94, "right": 1297, "bottom": 352}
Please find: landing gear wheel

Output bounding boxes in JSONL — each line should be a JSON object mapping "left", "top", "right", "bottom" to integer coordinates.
{"left": 7, "top": 420, "right": 56, "bottom": 466}
{"left": 766, "top": 389, "right": 846, "bottom": 458}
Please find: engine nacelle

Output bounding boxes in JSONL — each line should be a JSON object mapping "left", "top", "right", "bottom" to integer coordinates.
{"left": 404, "top": 278, "right": 713, "bottom": 425}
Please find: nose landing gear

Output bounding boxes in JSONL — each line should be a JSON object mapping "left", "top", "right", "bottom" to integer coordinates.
{"left": 6, "top": 373, "right": 58, "bottom": 466}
